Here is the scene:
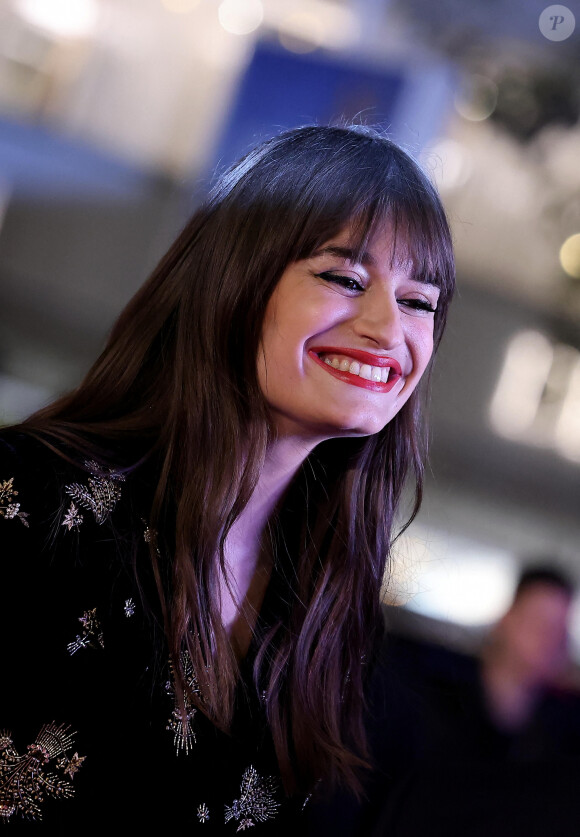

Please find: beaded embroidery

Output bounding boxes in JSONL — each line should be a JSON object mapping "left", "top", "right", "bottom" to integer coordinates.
{"left": 143, "top": 522, "right": 157, "bottom": 545}
{"left": 0, "top": 723, "right": 84, "bottom": 821}
{"left": 224, "top": 765, "right": 280, "bottom": 831}
{"left": 197, "top": 802, "right": 210, "bottom": 823}
{"left": 143, "top": 520, "right": 161, "bottom": 558}
{"left": 165, "top": 651, "right": 200, "bottom": 755}
{"left": 61, "top": 503, "right": 83, "bottom": 531}
{"left": 67, "top": 608, "right": 104, "bottom": 655}
{"left": 0, "top": 478, "right": 29, "bottom": 527}
{"left": 62, "top": 461, "right": 125, "bottom": 529}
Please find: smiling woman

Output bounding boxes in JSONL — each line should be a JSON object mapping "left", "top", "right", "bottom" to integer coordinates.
{"left": 0, "top": 125, "right": 454, "bottom": 834}
{"left": 258, "top": 225, "right": 440, "bottom": 440}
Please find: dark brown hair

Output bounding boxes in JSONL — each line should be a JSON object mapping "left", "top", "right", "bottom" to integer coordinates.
{"left": 20, "top": 125, "right": 455, "bottom": 795}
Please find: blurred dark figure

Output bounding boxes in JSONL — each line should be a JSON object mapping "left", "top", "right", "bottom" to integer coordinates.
{"left": 371, "top": 564, "right": 580, "bottom": 836}
{"left": 481, "top": 566, "right": 576, "bottom": 739}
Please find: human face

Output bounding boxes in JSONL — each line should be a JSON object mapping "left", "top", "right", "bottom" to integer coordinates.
{"left": 501, "top": 585, "right": 571, "bottom": 683}
{"left": 257, "top": 224, "right": 440, "bottom": 445}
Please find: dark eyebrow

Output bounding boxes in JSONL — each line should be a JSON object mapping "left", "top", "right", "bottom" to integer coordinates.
{"left": 312, "top": 245, "right": 439, "bottom": 288}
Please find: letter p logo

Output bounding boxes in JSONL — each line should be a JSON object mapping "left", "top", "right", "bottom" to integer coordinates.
{"left": 539, "top": 5, "right": 576, "bottom": 40}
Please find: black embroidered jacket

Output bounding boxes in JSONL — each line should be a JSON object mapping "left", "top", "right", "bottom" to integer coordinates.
{"left": 0, "top": 431, "right": 427, "bottom": 835}
{"left": 0, "top": 432, "right": 307, "bottom": 834}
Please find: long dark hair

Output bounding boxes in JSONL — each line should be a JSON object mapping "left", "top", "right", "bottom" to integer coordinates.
{"left": 19, "top": 125, "right": 455, "bottom": 795}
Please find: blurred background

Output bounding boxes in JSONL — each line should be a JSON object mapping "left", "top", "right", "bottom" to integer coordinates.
{"left": 0, "top": 0, "right": 579, "bottom": 663}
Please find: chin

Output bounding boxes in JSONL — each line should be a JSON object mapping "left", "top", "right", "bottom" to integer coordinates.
{"left": 323, "top": 413, "right": 394, "bottom": 439}
{"left": 321, "top": 395, "right": 408, "bottom": 438}
{"left": 270, "top": 407, "right": 396, "bottom": 443}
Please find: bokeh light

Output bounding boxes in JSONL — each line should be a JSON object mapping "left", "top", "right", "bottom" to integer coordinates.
{"left": 454, "top": 74, "right": 498, "bottom": 122}
{"left": 554, "top": 355, "right": 580, "bottom": 462}
{"left": 423, "top": 138, "right": 473, "bottom": 191}
{"left": 490, "top": 331, "right": 554, "bottom": 438}
{"left": 278, "top": 12, "right": 325, "bottom": 54}
{"left": 14, "top": 0, "right": 100, "bottom": 39}
{"left": 560, "top": 233, "right": 580, "bottom": 279}
{"left": 218, "top": 0, "right": 263, "bottom": 36}
{"left": 390, "top": 530, "right": 517, "bottom": 626}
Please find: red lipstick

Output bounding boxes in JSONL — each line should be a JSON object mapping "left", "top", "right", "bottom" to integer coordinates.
{"left": 308, "top": 347, "right": 403, "bottom": 393}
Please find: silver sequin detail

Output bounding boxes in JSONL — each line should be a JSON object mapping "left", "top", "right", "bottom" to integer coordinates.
{"left": 66, "top": 634, "right": 91, "bottom": 655}
{"left": 142, "top": 520, "right": 161, "bottom": 556}
{"left": 66, "top": 608, "right": 104, "bottom": 655}
{"left": 224, "top": 766, "right": 280, "bottom": 831}
{"left": 124, "top": 598, "right": 135, "bottom": 618}
{"left": 0, "top": 478, "right": 29, "bottom": 527}
{"left": 165, "top": 651, "right": 200, "bottom": 755}
{"left": 0, "top": 724, "right": 84, "bottom": 821}
{"left": 61, "top": 503, "right": 83, "bottom": 530}
{"left": 62, "top": 461, "right": 125, "bottom": 528}
{"left": 197, "top": 802, "right": 210, "bottom": 823}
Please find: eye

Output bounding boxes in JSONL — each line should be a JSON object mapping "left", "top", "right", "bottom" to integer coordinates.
{"left": 398, "top": 297, "right": 437, "bottom": 315}
{"left": 316, "top": 271, "right": 365, "bottom": 293}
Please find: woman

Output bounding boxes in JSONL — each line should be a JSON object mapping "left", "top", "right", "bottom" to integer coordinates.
{"left": 0, "top": 124, "right": 455, "bottom": 833}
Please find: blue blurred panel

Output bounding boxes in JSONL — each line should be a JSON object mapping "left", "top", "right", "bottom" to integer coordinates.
{"left": 211, "top": 41, "right": 406, "bottom": 173}
{"left": 0, "top": 116, "right": 153, "bottom": 200}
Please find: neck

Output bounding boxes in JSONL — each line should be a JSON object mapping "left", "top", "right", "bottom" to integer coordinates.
{"left": 219, "top": 435, "right": 315, "bottom": 639}
{"left": 242, "top": 435, "right": 316, "bottom": 535}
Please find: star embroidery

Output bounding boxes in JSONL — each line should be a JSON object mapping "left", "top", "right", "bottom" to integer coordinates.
{"left": 59, "top": 752, "right": 86, "bottom": 778}
{"left": 0, "top": 477, "right": 29, "bottom": 526}
{"left": 62, "top": 502, "right": 83, "bottom": 530}
{"left": 79, "top": 608, "right": 96, "bottom": 629}
{"left": 197, "top": 802, "right": 210, "bottom": 823}
{"left": 66, "top": 608, "right": 104, "bottom": 655}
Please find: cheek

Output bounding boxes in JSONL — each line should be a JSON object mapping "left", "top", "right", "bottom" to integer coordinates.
{"left": 258, "top": 323, "right": 303, "bottom": 396}
{"left": 258, "top": 298, "right": 285, "bottom": 369}
{"left": 395, "top": 325, "right": 434, "bottom": 407}
{"left": 412, "top": 325, "right": 435, "bottom": 373}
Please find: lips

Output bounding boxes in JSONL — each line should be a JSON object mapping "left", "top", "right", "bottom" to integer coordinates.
{"left": 309, "top": 347, "right": 403, "bottom": 392}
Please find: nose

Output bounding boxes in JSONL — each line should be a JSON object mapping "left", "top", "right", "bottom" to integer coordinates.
{"left": 352, "top": 286, "right": 405, "bottom": 349}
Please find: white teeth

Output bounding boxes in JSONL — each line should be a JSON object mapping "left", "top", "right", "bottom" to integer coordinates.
{"left": 322, "top": 355, "right": 390, "bottom": 383}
